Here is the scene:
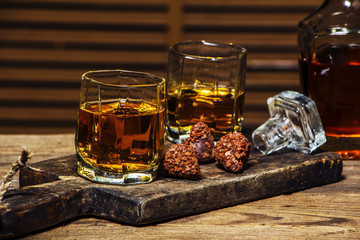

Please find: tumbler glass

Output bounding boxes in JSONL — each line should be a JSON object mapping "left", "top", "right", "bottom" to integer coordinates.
{"left": 75, "top": 70, "right": 166, "bottom": 185}
{"left": 166, "top": 40, "right": 247, "bottom": 143}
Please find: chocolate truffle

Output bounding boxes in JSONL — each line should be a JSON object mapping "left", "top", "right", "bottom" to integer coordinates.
{"left": 162, "top": 144, "right": 201, "bottom": 179}
{"left": 183, "top": 122, "right": 214, "bottom": 163}
{"left": 214, "top": 132, "right": 251, "bottom": 173}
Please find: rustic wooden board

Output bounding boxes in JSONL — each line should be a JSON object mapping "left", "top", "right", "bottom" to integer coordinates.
{"left": 0, "top": 146, "right": 342, "bottom": 239}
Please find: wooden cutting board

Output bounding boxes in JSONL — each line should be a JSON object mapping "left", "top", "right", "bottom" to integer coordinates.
{"left": 0, "top": 143, "right": 342, "bottom": 239}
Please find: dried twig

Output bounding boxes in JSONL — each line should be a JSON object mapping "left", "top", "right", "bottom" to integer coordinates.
{"left": 0, "top": 147, "right": 33, "bottom": 201}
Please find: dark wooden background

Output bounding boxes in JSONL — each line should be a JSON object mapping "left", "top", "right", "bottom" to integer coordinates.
{"left": 0, "top": 0, "right": 323, "bottom": 134}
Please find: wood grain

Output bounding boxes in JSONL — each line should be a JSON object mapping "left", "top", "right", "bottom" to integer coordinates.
{"left": 0, "top": 147, "right": 341, "bottom": 237}
{"left": 0, "top": 134, "right": 359, "bottom": 239}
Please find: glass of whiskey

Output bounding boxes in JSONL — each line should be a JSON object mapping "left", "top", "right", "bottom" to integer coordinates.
{"left": 75, "top": 70, "right": 166, "bottom": 185}
{"left": 166, "top": 40, "right": 247, "bottom": 143}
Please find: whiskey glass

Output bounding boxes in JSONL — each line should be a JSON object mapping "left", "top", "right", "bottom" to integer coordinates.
{"left": 166, "top": 40, "right": 247, "bottom": 143}
{"left": 75, "top": 70, "right": 166, "bottom": 185}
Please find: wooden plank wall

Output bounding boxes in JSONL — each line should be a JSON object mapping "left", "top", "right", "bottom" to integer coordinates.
{"left": 0, "top": 0, "right": 323, "bottom": 134}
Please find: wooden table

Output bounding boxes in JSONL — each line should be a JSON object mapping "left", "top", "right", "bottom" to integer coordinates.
{"left": 0, "top": 134, "right": 359, "bottom": 239}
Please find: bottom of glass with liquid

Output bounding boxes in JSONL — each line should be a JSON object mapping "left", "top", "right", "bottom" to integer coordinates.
{"left": 165, "top": 125, "right": 190, "bottom": 143}
{"left": 322, "top": 136, "right": 360, "bottom": 160}
{"left": 76, "top": 154, "right": 159, "bottom": 185}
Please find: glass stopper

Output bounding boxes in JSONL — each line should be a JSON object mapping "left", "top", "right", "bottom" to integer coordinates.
{"left": 252, "top": 91, "right": 326, "bottom": 155}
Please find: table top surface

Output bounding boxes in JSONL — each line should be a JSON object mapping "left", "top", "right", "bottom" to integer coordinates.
{"left": 0, "top": 134, "right": 359, "bottom": 239}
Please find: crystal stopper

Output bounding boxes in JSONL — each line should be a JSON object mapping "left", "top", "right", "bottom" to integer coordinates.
{"left": 252, "top": 90, "right": 326, "bottom": 155}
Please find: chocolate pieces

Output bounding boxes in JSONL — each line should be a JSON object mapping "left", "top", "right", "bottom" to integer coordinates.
{"left": 214, "top": 132, "right": 251, "bottom": 173}
{"left": 162, "top": 144, "right": 201, "bottom": 179}
{"left": 184, "top": 122, "right": 214, "bottom": 163}
{"left": 162, "top": 122, "right": 252, "bottom": 179}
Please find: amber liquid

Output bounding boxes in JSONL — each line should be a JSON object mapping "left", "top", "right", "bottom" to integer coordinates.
{"left": 299, "top": 45, "right": 360, "bottom": 159}
{"left": 75, "top": 100, "right": 165, "bottom": 173}
{"left": 166, "top": 87, "right": 244, "bottom": 140}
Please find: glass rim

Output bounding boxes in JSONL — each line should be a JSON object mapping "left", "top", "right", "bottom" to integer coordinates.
{"left": 82, "top": 69, "right": 166, "bottom": 88}
{"left": 169, "top": 40, "right": 247, "bottom": 61}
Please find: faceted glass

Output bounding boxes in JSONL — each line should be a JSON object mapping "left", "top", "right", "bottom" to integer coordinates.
{"left": 166, "top": 40, "right": 247, "bottom": 143}
{"left": 75, "top": 70, "right": 166, "bottom": 185}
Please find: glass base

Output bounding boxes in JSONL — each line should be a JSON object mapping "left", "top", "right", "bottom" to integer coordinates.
{"left": 322, "top": 136, "right": 360, "bottom": 160}
{"left": 166, "top": 125, "right": 242, "bottom": 143}
{"left": 76, "top": 154, "right": 158, "bottom": 185}
{"left": 335, "top": 150, "right": 360, "bottom": 160}
{"left": 165, "top": 126, "right": 189, "bottom": 143}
